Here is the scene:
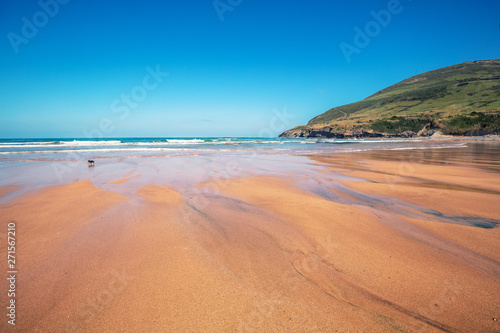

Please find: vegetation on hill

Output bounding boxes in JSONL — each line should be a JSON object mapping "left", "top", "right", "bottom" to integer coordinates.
{"left": 280, "top": 59, "right": 500, "bottom": 138}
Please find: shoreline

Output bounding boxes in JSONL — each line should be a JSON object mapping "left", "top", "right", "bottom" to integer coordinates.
{"left": 1, "top": 134, "right": 500, "bottom": 140}
{"left": 1, "top": 144, "right": 499, "bottom": 332}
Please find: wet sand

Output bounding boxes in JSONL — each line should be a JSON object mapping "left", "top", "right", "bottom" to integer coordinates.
{"left": 0, "top": 143, "right": 499, "bottom": 332}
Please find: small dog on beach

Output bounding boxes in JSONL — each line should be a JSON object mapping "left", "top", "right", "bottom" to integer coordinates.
{"left": 88, "top": 160, "right": 95, "bottom": 167}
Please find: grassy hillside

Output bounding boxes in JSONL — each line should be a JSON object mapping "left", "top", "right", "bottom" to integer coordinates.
{"left": 280, "top": 59, "right": 500, "bottom": 138}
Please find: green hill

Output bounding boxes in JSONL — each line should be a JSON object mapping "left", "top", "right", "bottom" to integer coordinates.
{"left": 280, "top": 59, "right": 500, "bottom": 138}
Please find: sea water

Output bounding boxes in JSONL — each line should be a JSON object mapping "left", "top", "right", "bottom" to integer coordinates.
{"left": 0, "top": 137, "right": 468, "bottom": 162}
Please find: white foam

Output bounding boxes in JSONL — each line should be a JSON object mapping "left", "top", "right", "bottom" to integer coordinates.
{"left": 166, "top": 139, "right": 206, "bottom": 144}
{"left": 62, "top": 140, "right": 123, "bottom": 146}
{"left": 0, "top": 147, "right": 185, "bottom": 155}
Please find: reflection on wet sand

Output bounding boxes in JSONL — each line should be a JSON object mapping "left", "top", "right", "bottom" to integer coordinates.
{"left": 0, "top": 143, "right": 499, "bottom": 332}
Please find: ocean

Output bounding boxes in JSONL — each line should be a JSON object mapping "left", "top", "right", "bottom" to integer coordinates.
{"left": 0, "top": 137, "right": 468, "bottom": 162}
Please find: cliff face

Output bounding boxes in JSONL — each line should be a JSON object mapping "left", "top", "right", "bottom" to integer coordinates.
{"left": 280, "top": 60, "right": 500, "bottom": 138}
{"left": 279, "top": 128, "right": 381, "bottom": 138}
{"left": 279, "top": 128, "right": 423, "bottom": 139}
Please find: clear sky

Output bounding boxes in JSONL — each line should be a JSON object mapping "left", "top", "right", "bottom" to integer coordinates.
{"left": 0, "top": 0, "right": 499, "bottom": 138}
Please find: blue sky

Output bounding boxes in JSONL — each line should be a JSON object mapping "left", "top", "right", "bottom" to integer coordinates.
{"left": 0, "top": 0, "right": 499, "bottom": 138}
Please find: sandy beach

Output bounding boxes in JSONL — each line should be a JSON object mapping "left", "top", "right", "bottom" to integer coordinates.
{"left": 1, "top": 142, "right": 499, "bottom": 332}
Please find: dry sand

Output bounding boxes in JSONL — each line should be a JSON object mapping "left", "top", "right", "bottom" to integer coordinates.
{"left": 0, "top": 147, "right": 499, "bottom": 332}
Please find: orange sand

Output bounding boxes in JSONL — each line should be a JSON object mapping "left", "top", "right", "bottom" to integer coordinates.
{"left": 0, "top": 150, "right": 499, "bottom": 332}
{"left": 107, "top": 175, "right": 140, "bottom": 185}
{"left": 0, "top": 185, "right": 21, "bottom": 199}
